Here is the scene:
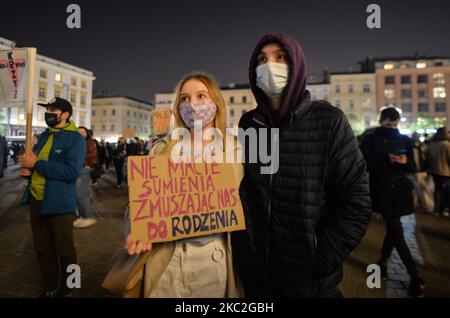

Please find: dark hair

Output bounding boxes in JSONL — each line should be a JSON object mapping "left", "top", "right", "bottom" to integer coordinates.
{"left": 78, "top": 126, "right": 90, "bottom": 139}
{"left": 432, "top": 127, "right": 449, "bottom": 142}
{"left": 379, "top": 107, "right": 400, "bottom": 123}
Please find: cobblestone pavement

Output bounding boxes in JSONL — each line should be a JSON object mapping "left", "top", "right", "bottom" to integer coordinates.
{"left": 1, "top": 163, "right": 450, "bottom": 298}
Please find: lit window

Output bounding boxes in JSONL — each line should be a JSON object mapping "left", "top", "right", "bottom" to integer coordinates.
{"left": 384, "top": 63, "right": 395, "bottom": 70}
{"left": 81, "top": 80, "right": 87, "bottom": 88}
{"left": 80, "top": 95, "right": 86, "bottom": 105}
{"left": 70, "top": 94, "right": 76, "bottom": 103}
{"left": 433, "top": 73, "right": 446, "bottom": 85}
{"left": 55, "top": 73, "right": 62, "bottom": 82}
{"left": 384, "top": 89, "right": 396, "bottom": 99}
{"left": 71, "top": 77, "right": 77, "bottom": 86}
{"left": 416, "top": 61, "right": 427, "bottom": 69}
{"left": 433, "top": 87, "right": 446, "bottom": 99}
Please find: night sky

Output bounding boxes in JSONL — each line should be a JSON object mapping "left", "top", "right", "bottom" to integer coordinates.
{"left": 2, "top": 0, "right": 450, "bottom": 102}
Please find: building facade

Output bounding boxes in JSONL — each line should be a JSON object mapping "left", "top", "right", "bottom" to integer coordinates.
{"left": 366, "top": 56, "right": 450, "bottom": 128}
{"left": 91, "top": 96, "right": 154, "bottom": 142}
{"left": 0, "top": 36, "right": 95, "bottom": 137}
{"left": 330, "top": 72, "right": 378, "bottom": 130}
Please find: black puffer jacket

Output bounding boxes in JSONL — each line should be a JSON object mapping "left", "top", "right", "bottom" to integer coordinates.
{"left": 232, "top": 33, "right": 371, "bottom": 297}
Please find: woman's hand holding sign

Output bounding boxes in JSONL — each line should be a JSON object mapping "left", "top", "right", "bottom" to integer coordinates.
{"left": 125, "top": 234, "right": 152, "bottom": 255}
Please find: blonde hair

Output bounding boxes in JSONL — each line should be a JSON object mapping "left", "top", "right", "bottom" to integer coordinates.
{"left": 160, "top": 72, "right": 228, "bottom": 154}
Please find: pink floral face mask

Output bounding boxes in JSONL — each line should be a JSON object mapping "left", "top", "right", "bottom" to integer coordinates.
{"left": 180, "top": 101, "right": 217, "bottom": 129}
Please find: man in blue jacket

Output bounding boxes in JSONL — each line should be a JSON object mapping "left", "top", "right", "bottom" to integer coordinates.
{"left": 20, "top": 97, "right": 86, "bottom": 298}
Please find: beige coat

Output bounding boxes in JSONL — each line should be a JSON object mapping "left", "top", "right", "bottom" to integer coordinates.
{"left": 426, "top": 140, "right": 450, "bottom": 177}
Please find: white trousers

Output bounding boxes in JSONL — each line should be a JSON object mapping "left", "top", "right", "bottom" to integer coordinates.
{"left": 148, "top": 236, "right": 227, "bottom": 298}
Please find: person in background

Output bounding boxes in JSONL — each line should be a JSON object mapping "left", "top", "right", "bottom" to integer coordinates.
{"left": 360, "top": 107, "right": 425, "bottom": 298}
{"left": 112, "top": 137, "right": 127, "bottom": 188}
{"left": 0, "top": 133, "right": 6, "bottom": 178}
{"left": 426, "top": 127, "right": 450, "bottom": 217}
{"left": 74, "top": 126, "right": 98, "bottom": 229}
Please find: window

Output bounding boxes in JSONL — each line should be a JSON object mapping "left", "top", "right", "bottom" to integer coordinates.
{"left": 433, "top": 87, "right": 446, "bottom": 99}
{"left": 348, "top": 84, "right": 353, "bottom": 93}
{"left": 401, "top": 89, "right": 412, "bottom": 99}
{"left": 111, "top": 124, "right": 115, "bottom": 131}
{"left": 434, "top": 61, "right": 444, "bottom": 66}
{"left": 92, "top": 110, "right": 96, "bottom": 116}
{"left": 55, "top": 73, "right": 62, "bottom": 82}
{"left": 102, "top": 124, "right": 106, "bottom": 131}
{"left": 112, "top": 109, "right": 116, "bottom": 116}
{"left": 335, "top": 100, "right": 341, "bottom": 108}
{"left": 140, "top": 114, "right": 143, "bottom": 119}
{"left": 127, "top": 110, "right": 130, "bottom": 116}
{"left": 418, "top": 89, "right": 427, "bottom": 98}
{"left": 80, "top": 95, "right": 86, "bottom": 105}
{"left": 400, "top": 62, "right": 410, "bottom": 69}
{"left": 416, "top": 61, "right": 427, "bottom": 69}
{"left": 417, "top": 74, "right": 428, "bottom": 84}
{"left": 435, "top": 102, "right": 447, "bottom": 112}
{"left": 385, "top": 76, "right": 395, "bottom": 85}
{"left": 335, "top": 85, "right": 340, "bottom": 93}
{"left": 363, "top": 84, "right": 371, "bottom": 93}
{"left": 324, "top": 94, "right": 329, "bottom": 101}
{"left": 242, "top": 96, "right": 247, "bottom": 103}
{"left": 103, "top": 110, "right": 106, "bottom": 116}
{"left": 144, "top": 115, "right": 148, "bottom": 120}
{"left": 70, "top": 93, "right": 76, "bottom": 104}
{"left": 230, "top": 97, "right": 235, "bottom": 104}
{"left": 401, "top": 75, "right": 411, "bottom": 84}
{"left": 92, "top": 124, "right": 95, "bottom": 131}
{"left": 81, "top": 80, "right": 87, "bottom": 88}
{"left": 39, "top": 86, "right": 46, "bottom": 98}
{"left": 349, "top": 99, "right": 354, "bottom": 110}
{"left": 433, "top": 73, "right": 446, "bottom": 85}
{"left": 40, "top": 69, "right": 47, "bottom": 78}
{"left": 54, "top": 86, "right": 62, "bottom": 98}
{"left": 384, "top": 62, "right": 395, "bottom": 70}
{"left": 418, "top": 103, "right": 429, "bottom": 112}
{"left": 134, "top": 112, "right": 136, "bottom": 118}
{"left": 384, "top": 89, "right": 396, "bottom": 99}
{"left": 230, "top": 110, "right": 234, "bottom": 117}
{"left": 402, "top": 103, "right": 412, "bottom": 113}
{"left": 71, "top": 77, "right": 77, "bottom": 86}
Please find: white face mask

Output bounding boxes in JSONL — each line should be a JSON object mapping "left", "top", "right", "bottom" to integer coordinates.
{"left": 256, "top": 62, "right": 289, "bottom": 98}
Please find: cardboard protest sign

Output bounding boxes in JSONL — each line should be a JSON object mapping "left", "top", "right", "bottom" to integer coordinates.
{"left": 127, "top": 154, "right": 246, "bottom": 243}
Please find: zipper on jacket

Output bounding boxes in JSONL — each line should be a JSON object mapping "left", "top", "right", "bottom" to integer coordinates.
{"left": 263, "top": 130, "right": 278, "bottom": 290}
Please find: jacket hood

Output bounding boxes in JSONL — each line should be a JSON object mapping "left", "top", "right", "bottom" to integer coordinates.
{"left": 249, "top": 33, "right": 307, "bottom": 126}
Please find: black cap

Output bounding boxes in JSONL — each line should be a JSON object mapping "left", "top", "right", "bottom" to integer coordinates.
{"left": 38, "top": 97, "right": 73, "bottom": 116}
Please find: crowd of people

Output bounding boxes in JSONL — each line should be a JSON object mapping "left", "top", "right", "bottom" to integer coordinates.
{"left": 12, "top": 32, "right": 450, "bottom": 299}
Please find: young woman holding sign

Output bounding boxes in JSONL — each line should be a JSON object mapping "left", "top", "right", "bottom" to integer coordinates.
{"left": 121, "top": 73, "right": 244, "bottom": 298}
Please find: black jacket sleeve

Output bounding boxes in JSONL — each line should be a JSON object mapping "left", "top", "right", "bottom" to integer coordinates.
{"left": 316, "top": 113, "right": 372, "bottom": 278}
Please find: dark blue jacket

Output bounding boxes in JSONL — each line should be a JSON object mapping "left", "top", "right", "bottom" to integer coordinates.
{"left": 27, "top": 122, "right": 86, "bottom": 214}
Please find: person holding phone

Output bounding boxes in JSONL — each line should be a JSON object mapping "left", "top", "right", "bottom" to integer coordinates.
{"left": 360, "top": 107, "right": 425, "bottom": 298}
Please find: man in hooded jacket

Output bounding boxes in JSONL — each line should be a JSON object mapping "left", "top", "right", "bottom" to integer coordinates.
{"left": 231, "top": 33, "right": 372, "bottom": 297}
